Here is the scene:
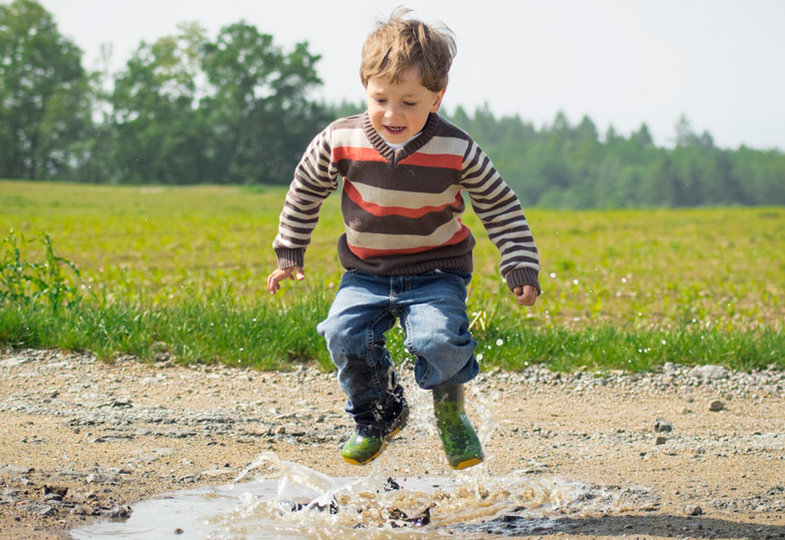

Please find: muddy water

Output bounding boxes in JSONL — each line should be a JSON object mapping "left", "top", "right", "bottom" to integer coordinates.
{"left": 72, "top": 448, "right": 659, "bottom": 539}
{"left": 72, "top": 373, "right": 659, "bottom": 538}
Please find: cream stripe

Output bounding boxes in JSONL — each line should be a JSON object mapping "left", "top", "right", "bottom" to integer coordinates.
{"left": 278, "top": 228, "right": 313, "bottom": 241}
{"left": 332, "top": 126, "right": 374, "bottom": 149}
{"left": 350, "top": 182, "right": 462, "bottom": 208}
{"left": 285, "top": 187, "right": 328, "bottom": 207}
{"left": 472, "top": 197, "right": 520, "bottom": 217}
{"left": 419, "top": 135, "right": 470, "bottom": 156}
{"left": 280, "top": 206, "right": 320, "bottom": 222}
{"left": 494, "top": 232, "right": 537, "bottom": 248}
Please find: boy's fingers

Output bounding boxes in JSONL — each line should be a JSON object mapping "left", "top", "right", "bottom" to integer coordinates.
{"left": 288, "top": 267, "right": 305, "bottom": 281}
{"left": 267, "top": 274, "right": 279, "bottom": 294}
{"left": 513, "top": 286, "right": 537, "bottom": 306}
{"left": 268, "top": 267, "right": 303, "bottom": 293}
{"left": 267, "top": 269, "right": 288, "bottom": 294}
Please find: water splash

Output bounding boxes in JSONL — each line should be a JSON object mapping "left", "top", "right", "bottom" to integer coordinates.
{"left": 72, "top": 371, "right": 658, "bottom": 538}
{"left": 72, "top": 452, "right": 658, "bottom": 539}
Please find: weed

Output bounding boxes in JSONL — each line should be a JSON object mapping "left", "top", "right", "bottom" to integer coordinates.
{"left": 1, "top": 230, "right": 83, "bottom": 312}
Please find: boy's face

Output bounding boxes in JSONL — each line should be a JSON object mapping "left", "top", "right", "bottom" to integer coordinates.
{"left": 365, "top": 66, "right": 445, "bottom": 144}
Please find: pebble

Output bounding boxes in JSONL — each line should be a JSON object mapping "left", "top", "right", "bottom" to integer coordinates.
{"left": 105, "top": 505, "right": 133, "bottom": 519}
{"left": 709, "top": 400, "right": 726, "bottom": 412}
{"left": 28, "top": 502, "right": 55, "bottom": 517}
{"left": 689, "top": 365, "right": 729, "bottom": 381}
{"left": 684, "top": 504, "right": 703, "bottom": 516}
{"left": 0, "top": 356, "right": 32, "bottom": 368}
{"left": 654, "top": 418, "right": 673, "bottom": 433}
{"left": 476, "top": 361, "right": 784, "bottom": 398}
{"left": 2, "top": 465, "right": 34, "bottom": 475}
{"left": 71, "top": 504, "right": 96, "bottom": 516}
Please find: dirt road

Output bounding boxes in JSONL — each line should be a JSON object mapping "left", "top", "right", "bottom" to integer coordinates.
{"left": 1, "top": 350, "right": 784, "bottom": 539}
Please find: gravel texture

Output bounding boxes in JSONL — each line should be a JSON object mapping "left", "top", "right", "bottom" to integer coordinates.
{"left": 1, "top": 349, "right": 784, "bottom": 539}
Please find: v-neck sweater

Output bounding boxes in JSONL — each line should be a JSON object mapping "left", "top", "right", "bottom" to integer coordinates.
{"left": 273, "top": 112, "right": 540, "bottom": 292}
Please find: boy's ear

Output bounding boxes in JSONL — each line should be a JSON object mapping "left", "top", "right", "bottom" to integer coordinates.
{"left": 430, "top": 88, "right": 446, "bottom": 113}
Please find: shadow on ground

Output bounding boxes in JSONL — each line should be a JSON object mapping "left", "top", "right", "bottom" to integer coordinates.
{"left": 462, "top": 513, "right": 785, "bottom": 539}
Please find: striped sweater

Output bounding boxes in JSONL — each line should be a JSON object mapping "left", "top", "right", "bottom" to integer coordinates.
{"left": 273, "top": 112, "right": 540, "bottom": 292}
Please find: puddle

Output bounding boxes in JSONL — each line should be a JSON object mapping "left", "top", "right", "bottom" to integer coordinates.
{"left": 71, "top": 373, "right": 659, "bottom": 538}
{"left": 72, "top": 451, "right": 659, "bottom": 539}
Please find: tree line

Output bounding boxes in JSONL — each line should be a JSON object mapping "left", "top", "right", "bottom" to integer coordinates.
{"left": 2, "top": 0, "right": 783, "bottom": 207}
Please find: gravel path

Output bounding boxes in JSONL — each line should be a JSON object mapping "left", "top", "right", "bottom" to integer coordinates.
{"left": 1, "top": 349, "right": 784, "bottom": 539}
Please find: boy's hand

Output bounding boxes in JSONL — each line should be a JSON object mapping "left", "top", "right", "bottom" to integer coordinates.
{"left": 513, "top": 284, "right": 538, "bottom": 306}
{"left": 267, "top": 266, "right": 305, "bottom": 295}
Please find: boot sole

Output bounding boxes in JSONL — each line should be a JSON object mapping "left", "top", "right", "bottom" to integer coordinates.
{"left": 450, "top": 456, "right": 484, "bottom": 470}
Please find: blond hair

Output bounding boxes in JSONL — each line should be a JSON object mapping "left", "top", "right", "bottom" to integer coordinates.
{"left": 360, "top": 7, "right": 456, "bottom": 92}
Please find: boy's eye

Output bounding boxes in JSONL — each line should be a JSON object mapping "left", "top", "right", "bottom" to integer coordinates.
{"left": 403, "top": 101, "right": 418, "bottom": 107}
{"left": 374, "top": 98, "right": 387, "bottom": 104}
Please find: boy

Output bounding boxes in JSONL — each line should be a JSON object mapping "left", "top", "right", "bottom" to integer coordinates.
{"left": 267, "top": 8, "right": 540, "bottom": 470}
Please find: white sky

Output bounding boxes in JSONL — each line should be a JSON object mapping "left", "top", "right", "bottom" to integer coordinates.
{"left": 39, "top": 0, "right": 785, "bottom": 151}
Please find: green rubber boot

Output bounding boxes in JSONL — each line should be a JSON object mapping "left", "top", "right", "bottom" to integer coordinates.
{"left": 341, "top": 431, "right": 385, "bottom": 465}
{"left": 342, "top": 402, "right": 409, "bottom": 465}
{"left": 433, "top": 384, "right": 484, "bottom": 470}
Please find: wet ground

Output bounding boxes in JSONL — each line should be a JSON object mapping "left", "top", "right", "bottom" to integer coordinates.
{"left": 1, "top": 349, "right": 784, "bottom": 539}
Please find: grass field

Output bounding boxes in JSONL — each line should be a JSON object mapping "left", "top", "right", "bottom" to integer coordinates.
{"left": 1, "top": 180, "right": 783, "bottom": 372}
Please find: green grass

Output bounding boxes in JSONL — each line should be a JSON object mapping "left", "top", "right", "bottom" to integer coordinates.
{"left": 1, "top": 179, "right": 783, "bottom": 372}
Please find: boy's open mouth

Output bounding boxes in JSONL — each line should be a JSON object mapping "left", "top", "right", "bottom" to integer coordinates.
{"left": 385, "top": 125, "right": 406, "bottom": 134}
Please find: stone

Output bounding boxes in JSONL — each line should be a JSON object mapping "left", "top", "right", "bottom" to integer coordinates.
{"left": 1, "top": 465, "right": 34, "bottom": 475}
{"left": 29, "top": 503, "right": 55, "bottom": 517}
{"left": 689, "top": 365, "right": 728, "bottom": 381}
{"left": 684, "top": 504, "right": 703, "bottom": 516}
{"left": 709, "top": 400, "right": 726, "bottom": 412}
{"left": 0, "top": 356, "right": 32, "bottom": 367}
{"left": 654, "top": 418, "right": 673, "bottom": 433}
{"left": 71, "top": 504, "right": 96, "bottom": 516}
{"left": 104, "top": 505, "right": 133, "bottom": 519}
{"left": 0, "top": 488, "right": 19, "bottom": 503}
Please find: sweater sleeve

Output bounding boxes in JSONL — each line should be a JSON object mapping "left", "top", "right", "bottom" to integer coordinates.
{"left": 460, "top": 140, "right": 541, "bottom": 293}
{"left": 272, "top": 125, "right": 339, "bottom": 269}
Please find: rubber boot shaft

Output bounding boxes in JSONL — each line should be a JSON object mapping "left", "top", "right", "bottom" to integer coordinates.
{"left": 433, "top": 384, "right": 484, "bottom": 470}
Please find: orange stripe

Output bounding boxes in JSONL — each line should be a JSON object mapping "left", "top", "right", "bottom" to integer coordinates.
{"left": 344, "top": 180, "right": 462, "bottom": 218}
{"left": 399, "top": 152, "right": 463, "bottom": 169}
{"left": 332, "top": 146, "right": 385, "bottom": 163}
{"left": 347, "top": 226, "right": 470, "bottom": 258}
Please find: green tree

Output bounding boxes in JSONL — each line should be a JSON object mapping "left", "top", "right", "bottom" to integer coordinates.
{"left": 200, "top": 22, "right": 328, "bottom": 183}
{"left": 0, "top": 0, "right": 93, "bottom": 180}
{"left": 109, "top": 22, "right": 210, "bottom": 184}
{"left": 675, "top": 114, "right": 699, "bottom": 148}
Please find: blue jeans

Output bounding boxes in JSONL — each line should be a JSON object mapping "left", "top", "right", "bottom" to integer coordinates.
{"left": 316, "top": 270, "right": 479, "bottom": 426}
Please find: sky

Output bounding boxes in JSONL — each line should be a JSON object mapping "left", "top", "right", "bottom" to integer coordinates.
{"left": 38, "top": 0, "right": 785, "bottom": 151}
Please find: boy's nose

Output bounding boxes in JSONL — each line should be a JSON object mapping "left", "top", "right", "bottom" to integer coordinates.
{"left": 384, "top": 105, "right": 401, "bottom": 119}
